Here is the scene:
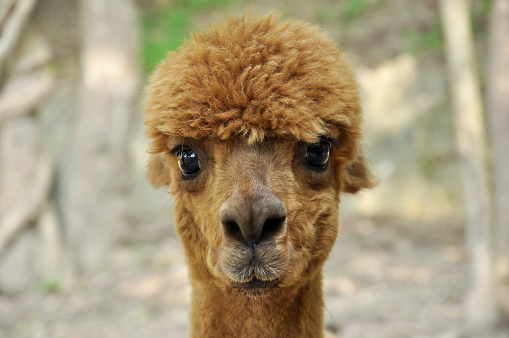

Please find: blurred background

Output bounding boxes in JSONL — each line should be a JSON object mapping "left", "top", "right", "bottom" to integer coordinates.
{"left": 0, "top": 0, "right": 508, "bottom": 337}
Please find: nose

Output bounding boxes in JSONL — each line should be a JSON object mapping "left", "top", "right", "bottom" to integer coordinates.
{"left": 219, "top": 193, "right": 287, "bottom": 245}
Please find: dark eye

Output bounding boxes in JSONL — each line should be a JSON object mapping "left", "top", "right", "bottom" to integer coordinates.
{"left": 305, "top": 141, "right": 330, "bottom": 169}
{"left": 177, "top": 149, "right": 200, "bottom": 175}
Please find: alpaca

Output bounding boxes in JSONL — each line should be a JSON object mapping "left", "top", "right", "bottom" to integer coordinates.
{"left": 145, "top": 13, "right": 374, "bottom": 337}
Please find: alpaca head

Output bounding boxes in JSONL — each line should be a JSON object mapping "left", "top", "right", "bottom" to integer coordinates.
{"left": 145, "top": 13, "right": 373, "bottom": 296}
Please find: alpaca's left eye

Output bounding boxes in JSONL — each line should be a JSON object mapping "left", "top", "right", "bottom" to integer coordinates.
{"left": 177, "top": 149, "right": 200, "bottom": 175}
{"left": 305, "top": 141, "right": 330, "bottom": 168}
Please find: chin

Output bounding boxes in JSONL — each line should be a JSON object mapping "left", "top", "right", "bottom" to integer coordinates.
{"left": 233, "top": 277, "right": 281, "bottom": 297}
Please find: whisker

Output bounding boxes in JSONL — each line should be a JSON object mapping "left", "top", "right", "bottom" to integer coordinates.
{"left": 156, "top": 195, "right": 174, "bottom": 221}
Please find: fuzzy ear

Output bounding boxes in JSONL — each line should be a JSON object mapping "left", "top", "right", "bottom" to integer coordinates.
{"left": 342, "top": 154, "right": 376, "bottom": 194}
{"left": 146, "top": 153, "right": 172, "bottom": 188}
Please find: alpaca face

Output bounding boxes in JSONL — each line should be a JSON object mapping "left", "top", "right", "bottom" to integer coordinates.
{"left": 145, "top": 13, "right": 374, "bottom": 297}
{"left": 165, "top": 136, "right": 341, "bottom": 295}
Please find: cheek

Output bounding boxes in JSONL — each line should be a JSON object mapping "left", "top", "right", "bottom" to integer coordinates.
{"left": 184, "top": 193, "right": 223, "bottom": 244}
{"left": 281, "top": 181, "right": 340, "bottom": 272}
{"left": 330, "top": 157, "right": 345, "bottom": 194}
{"left": 177, "top": 184, "right": 228, "bottom": 272}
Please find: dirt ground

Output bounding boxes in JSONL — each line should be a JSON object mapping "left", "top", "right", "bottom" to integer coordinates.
{"left": 1, "top": 217, "right": 508, "bottom": 338}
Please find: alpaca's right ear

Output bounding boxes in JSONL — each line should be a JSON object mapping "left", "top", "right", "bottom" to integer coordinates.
{"left": 147, "top": 153, "right": 172, "bottom": 188}
{"left": 342, "top": 154, "right": 376, "bottom": 194}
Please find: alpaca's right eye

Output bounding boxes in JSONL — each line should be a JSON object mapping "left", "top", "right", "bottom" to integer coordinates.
{"left": 176, "top": 149, "right": 200, "bottom": 176}
{"left": 305, "top": 141, "right": 330, "bottom": 169}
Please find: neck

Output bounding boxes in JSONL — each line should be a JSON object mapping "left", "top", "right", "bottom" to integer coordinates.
{"left": 189, "top": 271, "right": 325, "bottom": 338}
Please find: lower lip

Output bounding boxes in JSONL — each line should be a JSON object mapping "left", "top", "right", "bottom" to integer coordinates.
{"left": 235, "top": 277, "right": 279, "bottom": 293}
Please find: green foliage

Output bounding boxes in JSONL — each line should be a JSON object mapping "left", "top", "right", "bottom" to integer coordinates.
{"left": 35, "top": 278, "right": 61, "bottom": 294}
{"left": 142, "top": 8, "right": 189, "bottom": 73}
{"left": 403, "top": 24, "right": 443, "bottom": 54}
{"left": 340, "top": 0, "right": 368, "bottom": 21}
{"left": 142, "top": 0, "right": 233, "bottom": 75}
{"left": 479, "top": 0, "right": 491, "bottom": 14}
{"left": 315, "top": 0, "right": 368, "bottom": 23}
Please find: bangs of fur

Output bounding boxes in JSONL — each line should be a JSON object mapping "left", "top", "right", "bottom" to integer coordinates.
{"left": 145, "top": 12, "right": 363, "bottom": 153}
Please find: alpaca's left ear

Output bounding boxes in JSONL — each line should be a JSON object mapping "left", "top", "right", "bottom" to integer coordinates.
{"left": 342, "top": 154, "right": 376, "bottom": 194}
{"left": 146, "top": 153, "right": 172, "bottom": 188}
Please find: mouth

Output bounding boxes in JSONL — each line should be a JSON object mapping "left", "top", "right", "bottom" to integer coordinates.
{"left": 220, "top": 240, "right": 289, "bottom": 296}
{"left": 234, "top": 277, "right": 280, "bottom": 296}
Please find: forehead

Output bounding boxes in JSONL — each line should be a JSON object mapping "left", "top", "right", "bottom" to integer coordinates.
{"left": 167, "top": 136, "right": 295, "bottom": 154}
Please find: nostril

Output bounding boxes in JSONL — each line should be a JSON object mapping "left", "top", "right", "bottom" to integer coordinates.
{"left": 223, "top": 220, "right": 245, "bottom": 242}
{"left": 261, "top": 216, "right": 286, "bottom": 241}
{"left": 220, "top": 206, "right": 246, "bottom": 242}
{"left": 220, "top": 194, "right": 287, "bottom": 245}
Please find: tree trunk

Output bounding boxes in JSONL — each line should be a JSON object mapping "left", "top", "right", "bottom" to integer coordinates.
{"left": 439, "top": 0, "right": 497, "bottom": 327}
{"left": 58, "top": 0, "right": 140, "bottom": 272}
{"left": 0, "top": 0, "right": 57, "bottom": 294}
{"left": 487, "top": 0, "right": 509, "bottom": 318}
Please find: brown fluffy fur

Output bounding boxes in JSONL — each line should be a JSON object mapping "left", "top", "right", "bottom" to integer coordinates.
{"left": 145, "top": 13, "right": 374, "bottom": 337}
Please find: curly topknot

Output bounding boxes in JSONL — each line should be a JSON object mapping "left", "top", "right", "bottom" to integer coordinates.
{"left": 145, "top": 12, "right": 363, "bottom": 154}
